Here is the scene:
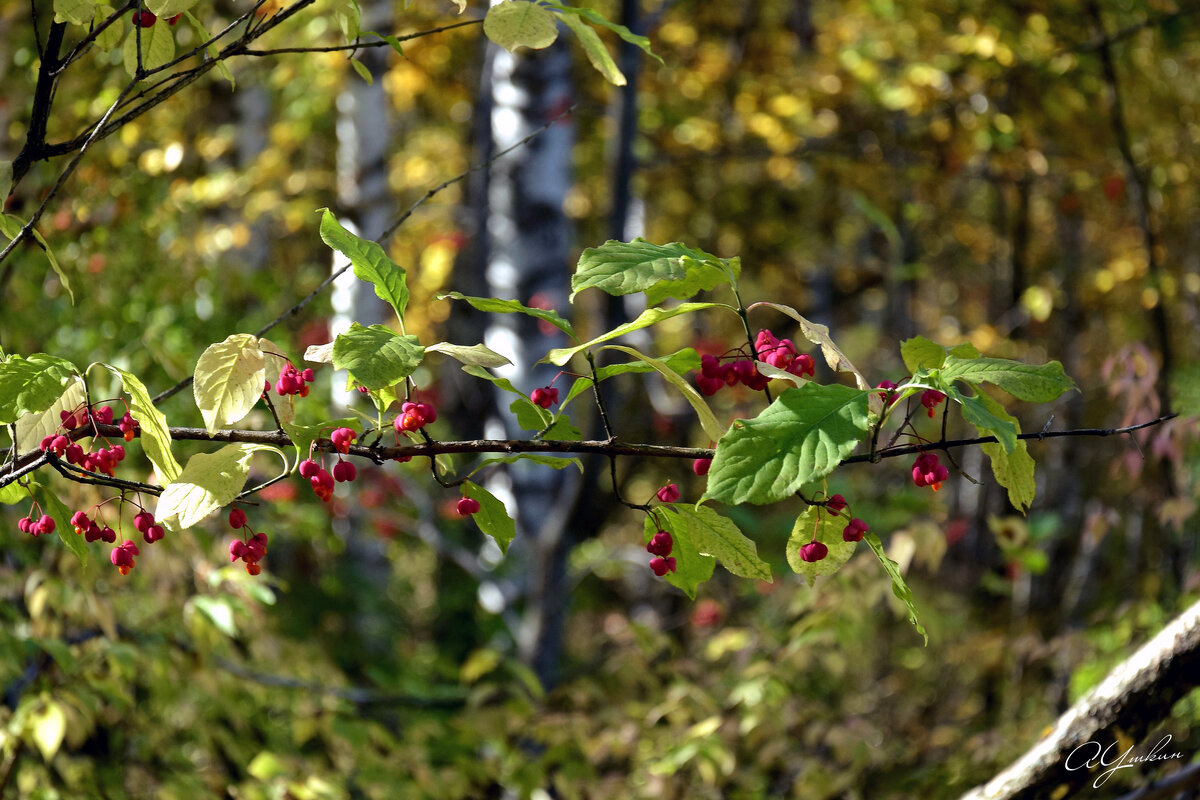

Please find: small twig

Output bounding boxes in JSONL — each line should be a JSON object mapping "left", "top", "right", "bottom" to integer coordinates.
{"left": 238, "top": 18, "right": 481, "bottom": 57}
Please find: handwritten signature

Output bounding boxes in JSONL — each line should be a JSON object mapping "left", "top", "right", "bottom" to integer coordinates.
{"left": 1064, "top": 735, "right": 1186, "bottom": 788}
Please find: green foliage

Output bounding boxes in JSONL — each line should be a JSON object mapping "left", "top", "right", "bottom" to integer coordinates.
{"left": 319, "top": 209, "right": 410, "bottom": 325}
{"left": 330, "top": 323, "right": 425, "bottom": 391}
{"left": 105, "top": 363, "right": 182, "bottom": 482}
{"left": 865, "top": 533, "right": 928, "bottom": 644}
{"left": 675, "top": 504, "right": 771, "bottom": 582}
{"left": 601, "top": 345, "right": 723, "bottom": 441}
{"left": 570, "top": 238, "right": 730, "bottom": 301}
{"left": 704, "top": 384, "right": 872, "bottom": 506}
{"left": 33, "top": 481, "right": 88, "bottom": 564}
{"left": 483, "top": 0, "right": 559, "bottom": 53}
{"left": 645, "top": 507, "right": 715, "bottom": 599}
{"left": 939, "top": 356, "right": 1076, "bottom": 403}
{"left": 786, "top": 505, "right": 856, "bottom": 585}
{"left": 0, "top": 353, "right": 78, "bottom": 425}
{"left": 440, "top": 292, "right": 577, "bottom": 340}
{"left": 545, "top": 303, "right": 730, "bottom": 366}
{"left": 156, "top": 443, "right": 282, "bottom": 529}
{"left": 193, "top": 334, "right": 269, "bottom": 435}
{"left": 461, "top": 479, "right": 515, "bottom": 553}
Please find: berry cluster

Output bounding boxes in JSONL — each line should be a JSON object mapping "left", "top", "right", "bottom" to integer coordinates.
{"left": 531, "top": 386, "right": 559, "bottom": 409}
{"left": 17, "top": 512, "right": 55, "bottom": 537}
{"left": 41, "top": 404, "right": 138, "bottom": 476}
{"left": 395, "top": 401, "right": 437, "bottom": 433}
{"left": 920, "top": 389, "right": 947, "bottom": 418}
{"left": 71, "top": 510, "right": 116, "bottom": 543}
{"left": 274, "top": 364, "right": 316, "bottom": 397}
{"left": 695, "top": 330, "right": 815, "bottom": 396}
{"left": 877, "top": 380, "right": 899, "bottom": 406}
{"left": 227, "top": 507, "right": 268, "bottom": 575}
{"left": 110, "top": 540, "right": 140, "bottom": 575}
{"left": 457, "top": 497, "right": 480, "bottom": 516}
{"left": 133, "top": 510, "right": 166, "bottom": 543}
{"left": 912, "top": 452, "right": 949, "bottom": 491}
{"left": 299, "top": 458, "right": 335, "bottom": 501}
{"left": 646, "top": 529, "right": 678, "bottom": 576}
{"left": 797, "top": 494, "right": 871, "bottom": 563}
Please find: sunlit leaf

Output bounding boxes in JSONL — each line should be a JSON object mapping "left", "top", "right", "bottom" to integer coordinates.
{"left": 193, "top": 334, "right": 267, "bottom": 435}
{"left": 545, "top": 303, "right": 730, "bottom": 366}
{"left": 319, "top": 209, "right": 409, "bottom": 323}
{"left": 106, "top": 364, "right": 182, "bottom": 482}
{"left": 425, "top": 341, "right": 512, "bottom": 368}
{"left": 677, "top": 504, "right": 771, "bottom": 581}
{"left": 123, "top": 19, "right": 175, "bottom": 77}
{"left": 156, "top": 444, "right": 280, "bottom": 529}
{"left": 558, "top": 12, "right": 625, "bottom": 86}
{"left": 14, "top": 376, "right": 85, "bottom": 452}
{"left": 704, "top": 384, "right": 871, "bottom": 506}
{"left": 786, "top": 505, "right": 857, "bottom": 585}
{"left": 484, "top": 0, "right": 559, "bottom": 52}
{"left": 940, "top": 356, "right": 1076, "bottom": 403}
{"left": 461, "top": 480, "right": 516, "bottom": 553}
{"left": 645, "top": 507, "right": 715, "bottom": 599}
{"left": 601, "top": 345, "right": 724, "bottom": 441}
{"left": 865, "top": 533, "right": 928, "bottom": 644}
{"left": 331, "top": 323, "right": 424, "bottom": 391}
{"left": 0, "top": 353, "right": 78, "bottom": 425}
{"left": 440, "top": 292, "right": 577, "bottom": 340}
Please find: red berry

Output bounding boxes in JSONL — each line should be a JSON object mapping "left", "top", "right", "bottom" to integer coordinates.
{"left": 826, "top": 494, "right": 847, "bottom": 513}
{"left": 656, "top": 483, "right": 680, "bottom": 504}
{"left": 299, "top": 459, "right": 320, "bottom": 479}
{"left": 301, "top": 368, "right": 315, "bottom": 382}
{"left": 646, "top": 530, "right": 673, "bottom": 557}
{"left": 147, "top": 525, "right": 165, "bottom": 543}
{"left": 246, "top": 562, "right": 262, "bottom": 576}
{"left": 133, "top": 9, "right": 157, "bottom": 27}
{"left": 692, "top": 458, "right": 712, "bottom": 476}
{"left": 330, "top": 427, "right": 356, "bottom": 454}
{"left": 799, "top": 541, "right": 829, "bottom": 562}
{"left": 229, "top": 540, "right": 248, "bottom": 562}
{"left": 456, "top": 497, "right": 481, "bottom": 516}
{"left": 531, "top": 387, "right": 559, "bottom": 408}
{"left": 332, "top": 460, "right": 357, "bottom": 483}
{"left": 842, "top": 518, "right": 868, "bottom": 542}
{"left": 133, "top": 511, "right": 155, "bottom": 534}
{"left": 228, "top": 508, "right": 247, "bottom": 529}
{"left": 649, "top": 557, "right": 671, "bottom": 576}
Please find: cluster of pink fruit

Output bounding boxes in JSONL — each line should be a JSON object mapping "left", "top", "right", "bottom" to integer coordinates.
{"left": 227, "top": 508, "right": 268, "bottom": 575}
{"left": 695, "top": 329, "right": 816, "bottom": 396}
{"left": 273, "top": 363, "right": 316, "bottom": 397}
{"left": 796, "top": 494, "right": 871, "bottom": 563}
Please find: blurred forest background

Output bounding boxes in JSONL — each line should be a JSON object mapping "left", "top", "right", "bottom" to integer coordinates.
{"left": 1, "top": 0, "right": 1199, "bottom": 797}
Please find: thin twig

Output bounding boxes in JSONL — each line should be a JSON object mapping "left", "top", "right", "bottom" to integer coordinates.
{"left": 238, "top": 18, "right": 481, "bottom": 56}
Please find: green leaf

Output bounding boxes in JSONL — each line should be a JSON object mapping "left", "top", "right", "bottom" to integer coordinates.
{"left": 28, "top": 700, "right": 66, "bottom": 761}
{"left": 193, "top": 334, "right": 267, "bottom": 435}
{"left": 328, "top": 0, "right": 361, "bottom": 39}
{"left": 366, "top": 30, "right": 405, "bottom": 55}
{"left": 14, "top": 376, "right": 85, "bottom": 452}
{"left": 462, "top": 480, "right": 516, "bottom": 553}
{"left": 950, "top": 387, "right": 1018, "bottom": 453}
{"left": 645, "top": 256, "right": 740, "bottom": 306}
{"left": 785, "top": 505, "right": 857, "bottom": 585}
{"left": 939, "top": 356, "right": 1076, "bottom": 403}
{"left": 439, "top": 292, "right": 577, "bottom": 340}
{"left": 0, "top": 353, "right": 78, "bottom": 425}
{"left": 95, "top": 5, "right": 125, "bottom": 51}
{"left": 190, "top": 596, "right": 238, "bottom": 638}
{"left": 1, "top": 215, "right": 72, "bottom": 303}
{"left": 461, "top": 365, "right": 522, "bottom": 396}
{"left": 425, "top": 341, "right": 512, "bottom": 368}
{"left": 331, "top": 323, "right": 424, "bottom": 391}
{"left": 982, "top": 439, "right": 1036, "bottom": 513}
{"left": 32, "top": 483, "right": 89, "bottom": 564}
{"left": 105, "top": 364, "right": 182, "bottom": 482}
{"left": 595, "top": 347, "right": 701, "bottom": 381}
{"left": 145, "top": 0, "right": 197, "bottom": 15}
{"left": 319, "top": 209, "right": 410, "bottom": 323}
{"left": 601, "top": 345, "right": 724, "bottom": 442}
{"left": 570, "top": 238, "right": 720, "bottom": 301}
{"left": 900, "top": 336, "right": 949, "bottom": 372}
{"left": 183, "top": 11, "right": 233, "bottom": 88}
{"left": 0, "top": 481, "right": 25, "bottom": 504}
{"left": 469, "top": 453, "right": 583, "bottom": 477}
{"left": 545, "top": 302, "right": 729, "bottom": 366}
{"left": 541, "top": 416, "right": 581, "bottom": 441}
{"left": 864, "top": 533, "right": 927, "bottom": 644}
{"left": 155, "top": 444, "right": 278, "bottom": 529}
{"left": 147, "top": 0, "right": 199, "bottom": 14}
{"left": 704, "top": 384, "right": 871, "bottom": 506}
{"left": 510, "top": 397, "right": 552, "bottom": 431}
{"left": 483, "top": 0, "right": 559, "bottom": 52}
{"left": 645, "top": 508, "right": 715, "bottom": 599}
{"left": 122, "top": 19, "right": 175, "bottom": 77}
{"left": 54, "top": 0, "right": 97, "bottom": 26}
{"left": 676, "top": 504, "right": 771, "bottom": 581}
{"left": 558, "top": 12, "right": 625, "bottom": 86}
{"left": 543, "top": 1, "right": 661, "bottom": 63}
{"left": 350, "top": 58, "right": 373, "bottom": 84}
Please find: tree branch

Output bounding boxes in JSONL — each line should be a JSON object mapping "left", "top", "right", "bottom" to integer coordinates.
{"left": 958, "top": 593, "right": 1200, "bottom": 800}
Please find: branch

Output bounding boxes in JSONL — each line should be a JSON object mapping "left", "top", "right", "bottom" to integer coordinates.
{"left": 958, "top": 593, "right": 1200, "bottom": 800}
{"left": 237, "top": 18, "right": 481, "bottom": 56}
{"left": 0, "top": 415, "right": 1177, "bottom": 493}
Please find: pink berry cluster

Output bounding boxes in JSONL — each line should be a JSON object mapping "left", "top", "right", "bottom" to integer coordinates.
{"left": 531, "top": 386, "right": 558, "bottom": 409}
{"left": 227, "top": 507, "right": 268, "bottom": 575}
{"left": 298, "top": 427, "right": 361, "bottom": 501}
{"left": 110, "top": 540, "right": 140, "bottom": 575}
{"left": 71, "top": 510, "right": 116, "bottom": 543}
{"left": 797, "top": 494, "right": 870, "bottom": 563}
{"left": 877, "top": 380, "right": 899, "bottom": 406}
{"left": 457, "top": 497, "right": 480, "bottom": 516}
{"left": 41, "top": 404, "right": 138, "bottom": 476}
{"left": 695, "top": 330, "right": 815, "bottom": 396}
{"left": 395, "top": 401, "right": 437, "bottom": 433}
{"left": 646, "top": 529, "right": 677, "bottom": 576}
{"left": 132, "top": 510, "right": 166, "bottom": 543}
{"left": 912, "top": 451, "right": 949, "bottom": 491}
{"left": 17, "top": 511, "right": 55, "bottom": 537}
{"left": 274, "top": 364, "right": 316, "bottom": 397}
{"left": 920, "top": 389, "right": 946, "bottom": 418}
